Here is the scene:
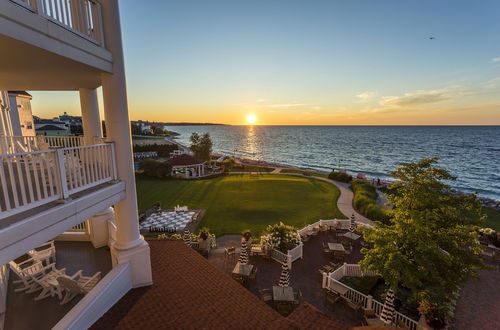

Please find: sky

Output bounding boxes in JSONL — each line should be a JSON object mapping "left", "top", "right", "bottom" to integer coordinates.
{"left": 31, "top": 0, "right": 500, "bottom": 125}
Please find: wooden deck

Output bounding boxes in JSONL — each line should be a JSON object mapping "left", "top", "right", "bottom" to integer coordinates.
{"left": 4, "top": 241, "right": 112, "bottom": 330}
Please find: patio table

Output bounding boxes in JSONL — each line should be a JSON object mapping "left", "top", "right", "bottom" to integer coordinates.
{"left": 343, "top": 232, "right": 361, "bottom": 240}
{"left": 232, "top": 262, "right": 254, "bottom": 278}
{"left": 328, "top": 243, "right": 345, "bottom": 252}
{"left": 272, "top": 286, "right": 294, "bottom": 302}
{"left": 328, "top": 281, "right": 349, "bottom": 295}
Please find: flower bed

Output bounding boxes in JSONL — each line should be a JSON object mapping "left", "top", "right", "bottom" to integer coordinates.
{"left": 260, "top": 222, "right": 301, "bottom": 254}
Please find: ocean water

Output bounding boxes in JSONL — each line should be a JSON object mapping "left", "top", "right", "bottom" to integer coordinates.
{"left": 165, "top": 125, "right": 500, "bottom": 200}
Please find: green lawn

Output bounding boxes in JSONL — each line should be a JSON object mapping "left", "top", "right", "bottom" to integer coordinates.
{"left": 136, "top": 174, "right": 345, "bottom": 236}
{"left": 483, "top": 207, "right": 500, "bottom": 231}
{"left": 229, "top": 165, "right": 274, "bottom": 172}
{"left": 280, "top": 168, "right": 328, "bottom": 178}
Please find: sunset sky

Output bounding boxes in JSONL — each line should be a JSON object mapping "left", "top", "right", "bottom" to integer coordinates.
{"left": 31, "top": 0, "right": 500, "bottom": 125}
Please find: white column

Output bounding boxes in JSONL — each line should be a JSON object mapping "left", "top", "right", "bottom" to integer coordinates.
{"left": 79, "top": 88, "right": 102, "bottom": 145}
{"left": 100, "top": 0, "right": 152, "bottom": 287}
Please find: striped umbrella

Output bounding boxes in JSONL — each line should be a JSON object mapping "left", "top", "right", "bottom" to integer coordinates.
{"left": 238, "top": 239, "right": 249, "bottom": 265}
{"left": 278, "top": 261, "right": 290, "bottom": 287}
{"left": 349, "top": 213, "right": 357, "bottom": 232}
{"left": 183, "top": 229, "right": 191, "bottom": 246}
{"left": 380, "top": 289, "right": 395, "bottom": 324}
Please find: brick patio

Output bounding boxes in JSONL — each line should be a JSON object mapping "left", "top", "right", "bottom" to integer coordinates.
{"left": 209, "top": 231, "right": 366, "bottom": 326}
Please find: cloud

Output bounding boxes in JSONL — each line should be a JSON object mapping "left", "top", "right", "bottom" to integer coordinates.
{"left": 491, "top": 57, "right": 500, "bottom": 63}
{"left": 481, "top": 77, "right": 500, "bottom": 89}
{"left": 356, "top": 92, "right": 376, "bottom": 102}
{"left": 380, "top": 87, "right": 462, "bottom": 107}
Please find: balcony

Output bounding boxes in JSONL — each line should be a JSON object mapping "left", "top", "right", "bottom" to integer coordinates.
{"left": 0, "top": 136, "right": 125, "bottom": 266}
{"left": 0, "top": 0, "right": 112, "bottom": 90}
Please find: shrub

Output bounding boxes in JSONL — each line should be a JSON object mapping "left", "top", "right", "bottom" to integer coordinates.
{"left": 260, "top": 222, "right": 301, "bottom": 253}
{"left": 133, "top": 143, "right": 178, "bottom": 157}
{"left": 328, "top": 170, "right": 352, "bottom": 182}
{"left": 139, "top": 159, "right": 172, "bottom": 178}
{"left": 352, "top": 179, "right": 391, "bottom": 224}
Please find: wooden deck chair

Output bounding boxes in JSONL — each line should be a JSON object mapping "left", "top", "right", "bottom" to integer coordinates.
{"left": 30, "top": 263, "right": 66, "bottom": 301}
{"left": 259, "top": 288, "right": 273, "bottom": 302}
{"left": 57, "top": 270, "right": 101, "bottom": 305}
{"left": 9, "top": 258, "right": 45, "bottom": 293}
{"left": 28, "top": 240, "right": 56, "bottom": 265}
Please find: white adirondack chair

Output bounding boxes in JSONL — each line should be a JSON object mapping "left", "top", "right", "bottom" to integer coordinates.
{"left": 57, "top": 270, "right": 101, "bottom": 305}
{"left": 28, "top": 240, "right": 56, "bottom": 265}
{"left": 8, "top": 258, "right": 45, "bottom": 293}
{"left": 28, "top": 263, "right": 66, "bottom": 301}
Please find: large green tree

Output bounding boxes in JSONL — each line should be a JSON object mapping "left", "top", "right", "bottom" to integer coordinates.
{"left": 189, "top": 132, "right": 213, "bottom": 161}
{"left": 360, "top": 158, "right": 485, "bottom": 311}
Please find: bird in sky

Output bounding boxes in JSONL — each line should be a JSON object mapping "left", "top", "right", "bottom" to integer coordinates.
{"left": 429, "top": 37, "right": 436, "bottom": 40}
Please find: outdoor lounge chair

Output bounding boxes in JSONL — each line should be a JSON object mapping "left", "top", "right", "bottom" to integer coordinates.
{"left": 249, "top": 266, "right": 258, "bottom": 280}
{"left": 259, "top": 288, "right": 273, "bottom": 302}
{"left": 9, "top": 258, "right": 45, "bottom": 292}
{"left": 28, "top": 240, "right": 56, "bottom": 265}
{"left": 30, "top": 263, "right": 67, "bottom": 301}
{"left": 293, "top": 289, "right": 303, "bottom": 305}
{"left": 57, "top": 270, "right": 101, "bottom": 305}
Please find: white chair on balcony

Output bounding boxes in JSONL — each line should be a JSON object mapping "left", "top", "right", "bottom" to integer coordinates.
{"left": 9, "top": 258, "right": 45, "bottom": 293}
{"left": 57, "top": 270, "right": 102, "bottom": 305}
{"left": 28, "top": 240, "right": 56, "bottom": 265}
{"left": 29, "top": 263, "right": 66, "bottom": 301}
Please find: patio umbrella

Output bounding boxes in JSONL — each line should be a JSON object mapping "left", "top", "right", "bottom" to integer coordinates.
{"left": 349, "top": 213, "right": 357, "bottom": 232}
{"left": 278, "top": 261, "right": 290, "bottom": 287}
{"left": 238, "top": 239, "right": 249, "bottom": 265}
{"left": 380, "top": 288, "right": 395, "bottom": 325}
{"left": 183, "top": 229, "right": 191, "bottom": 247}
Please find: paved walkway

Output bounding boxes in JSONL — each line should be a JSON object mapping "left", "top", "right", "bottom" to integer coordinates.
{"left": 452, "top": 260, "right": 500, "bottom": 329}
{"left": 270, "top": 167, "right": 282, "bottom": 174}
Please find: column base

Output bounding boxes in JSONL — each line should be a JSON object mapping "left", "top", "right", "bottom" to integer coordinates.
{"left": 88, "top": 207, "right": 113, "bottom": 248}
{"left": 111, "top": 239, "right": 153, "bottom": 288}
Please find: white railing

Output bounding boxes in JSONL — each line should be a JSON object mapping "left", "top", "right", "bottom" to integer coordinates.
{"left": 44, "top": 136, "right": 84, "bottom": 148}
{"left": 324, "top": 264, "right": 418, "bottom": 330}
{"left": 0, "top": 136, "right": 38, "bottom": 154}
{"left": 288, "top": 242, "right": 303, "bottom": 263}
{"left": 297, "top": 218, "right": 351, "bottom": 236}
{"left": 10, "top": 0, "right": 104, "bottom": 46}
{"left": 270, "top": 242, "right": 303, "bottom": 269}
{"left": 68, "top": 221, "right": 87, "bottom": 232}
{"left": 0, "top": 143, "right": 117, "bottom": 219}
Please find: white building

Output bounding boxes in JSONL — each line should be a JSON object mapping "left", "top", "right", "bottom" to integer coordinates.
{"left": 7, "top": 91, "right": 35, "bottom": 136}
{"left": 0, "top": 1, "right": 152, "bottom": 328}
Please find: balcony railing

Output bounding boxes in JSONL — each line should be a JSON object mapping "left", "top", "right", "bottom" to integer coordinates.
{"left": 0, "top": 135, "right": 103, "bottom": 154}
{"left": 0, "top": 143, "right": 117, "bottom": 219}
{"left": 11, "top": 0, "right": 104, "bottom": 46}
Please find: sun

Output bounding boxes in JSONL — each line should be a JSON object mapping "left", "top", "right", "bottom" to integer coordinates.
{"left": 246, "top": 113, "right": 257, "bottom": 125}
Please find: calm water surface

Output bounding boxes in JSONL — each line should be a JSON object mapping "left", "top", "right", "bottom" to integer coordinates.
{"left": 165, "top": 125, "right": 500, "bottom": 200}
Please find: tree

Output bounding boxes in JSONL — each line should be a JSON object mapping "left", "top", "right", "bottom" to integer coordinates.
{"left": 189, "top": 132, "right": 213, "bottom": 161}
{"left": 360, "top": 158, "right": 485, "bottom": 313}
{"left": 138, "top": 159, "right": 172, "bottom": 178}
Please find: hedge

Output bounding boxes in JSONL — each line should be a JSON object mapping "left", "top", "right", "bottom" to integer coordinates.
{"left": 328, "top": 170, "right": 352, "bottom": 182}
{"left": 138, "top": 159, "right": 172, "bottom": 178}
{"left": 352, "top": 179, "right": 391, "bottom": 224}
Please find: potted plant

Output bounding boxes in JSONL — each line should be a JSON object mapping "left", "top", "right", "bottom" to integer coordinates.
{"left": 418, "top": 300, "right": 448, "bottom": 329}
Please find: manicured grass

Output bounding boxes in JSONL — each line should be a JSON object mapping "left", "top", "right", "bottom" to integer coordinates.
{"left": 136, "top": 174, "right": 345, "bottom": 236}
{"left": 230, "top": 165, "right": 274, "bottom": 172}
{"left": 280, "top": 168, "right": 328, "bottom": 178}
{"left": 483, "top": 207, "right": 500, "bottom": 231}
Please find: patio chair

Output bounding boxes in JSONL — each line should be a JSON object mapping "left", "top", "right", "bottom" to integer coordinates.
{"left": 225, "top": 247, "right": 236, "bottom": 261}
{"left": 259, "top": 288, "right": 273, "bottom": 302}
{"left": 275, "top": 302, "right": 294, "bottom": 316}
{"left": 231, "top": 273, "right": 245, "bottom": 285}
{"left": 293, "top": 289, "right": 303, "bottom": 305}
{"left": 322, "top": 242, "right": 331, "bottom": 253}
{"left": 29, "top": 263, "right": 66, "bottom": 301}
{"left": 57, "top": 270, "right": 101, "bottom": 305}
{"left": 28, "top": 240, "right": 56, "bottom": 265}
{"left": 9, "top": 258, "right": 45, "bottom": 292}
{"left": 324, "top": 290, "right": 341, "bottom": 309}
{"left": 249, "top": 267, "right": 258, "bottom": 281}
{"left": 346, "top": 298, "right": 363, "bottom": 314}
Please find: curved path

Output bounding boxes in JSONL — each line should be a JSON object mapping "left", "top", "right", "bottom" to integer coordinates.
{"left": 230, "top": 171, "right": 374, "bottom": 226}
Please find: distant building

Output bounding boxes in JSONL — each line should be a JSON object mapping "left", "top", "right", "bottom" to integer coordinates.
{"left": 34, "top": 117, "right": 70, "bottom": 136}
{"left": 57, "top": 112, "right": 82, "bottom": 127}
{"left": 7, "top": 91, "right": 35, "bottom": 136}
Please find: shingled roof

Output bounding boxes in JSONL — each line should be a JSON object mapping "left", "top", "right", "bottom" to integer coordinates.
{"left": 91, "top": 240, "right": 350, "bottom": 330}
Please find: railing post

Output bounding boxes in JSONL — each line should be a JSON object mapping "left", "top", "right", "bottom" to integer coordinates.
{"left": 55, "top": 148, "right": 69, "bottom": 200}
{"left": 366, "top": 294, "right": 373, "bottom": 310}
{"left": 322, "top": 271, "right": 328, "bottom": 288}
{"left": 109, "top": 142, "right": 118, "bottom": 180}
{"left": 34, "top": 0, "right": 43, "bottom": 13}
{"left": 287, "top": 254, "right": 292, "bottom": 270}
